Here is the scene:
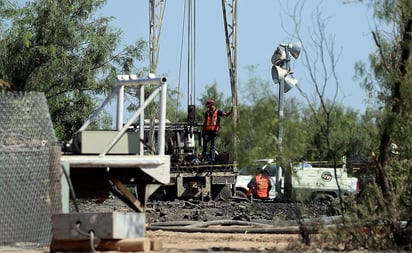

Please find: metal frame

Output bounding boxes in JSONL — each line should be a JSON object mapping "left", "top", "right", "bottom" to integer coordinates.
{"left": 63, "top": 76, "right": 170, "bottom": 212}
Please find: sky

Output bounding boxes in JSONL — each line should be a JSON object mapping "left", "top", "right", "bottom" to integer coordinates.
{"left": 100, "top": 0, "right": 376, "bottom": 115}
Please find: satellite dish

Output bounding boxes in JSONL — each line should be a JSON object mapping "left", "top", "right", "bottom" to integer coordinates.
{"left": 271, "top": 65, "right": 288, "bottom": 84}
{"left": 288, "top": 42, "right": 302, "bottom": 59}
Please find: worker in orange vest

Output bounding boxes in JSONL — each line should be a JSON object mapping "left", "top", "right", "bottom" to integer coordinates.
{"left": 201, "top": 99, "right": 232, "bottom": 163}
{"left": 246, "top": 168, "right": 273, "bottom": 200}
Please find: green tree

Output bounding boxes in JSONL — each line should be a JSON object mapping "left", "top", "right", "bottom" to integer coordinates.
{"left": 354, "top": 0, "right": 412, "bottom": 249}
{"left": 0, "top": 0, "right": 147, "bottom": 140}
{"left": 302, "top": 102, "right": 373, "bottom": 162}
{"left": 235, "top": 65, "right": 307, "bottom": 168}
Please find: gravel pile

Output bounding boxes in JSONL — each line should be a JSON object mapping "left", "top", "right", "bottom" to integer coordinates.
{"left": 72, "top": 195, "right": 329, "bottom": 224}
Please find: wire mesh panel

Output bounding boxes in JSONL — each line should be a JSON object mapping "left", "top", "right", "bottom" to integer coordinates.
{"left": 0, "top": 92, "right": 61, "bottom": 247}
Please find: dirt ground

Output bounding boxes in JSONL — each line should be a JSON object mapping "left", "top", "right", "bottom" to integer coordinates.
{"left": 69, "top": 197, "right": 345, "bottom": 252}
{"left": 0, "top": 233, "right": 324, "bottom": 253}
{"left": 146, "top": 230, "right": 313, "bottom": 253}
{"left": 118, "top": 197, "right": 357, "bottom": 252}
{"left": 0, "top": 232, "right": 330, "bottom": 253}
{"left": 0, "top": 198, "right": 333, "bottom": 253}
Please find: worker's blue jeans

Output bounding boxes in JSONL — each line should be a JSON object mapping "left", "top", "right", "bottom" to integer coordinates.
{"left": 202, "top": 131, "right": 218, "bottom": 162}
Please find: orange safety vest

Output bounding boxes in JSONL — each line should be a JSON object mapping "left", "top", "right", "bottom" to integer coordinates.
{"left": 204, "top": 110, "right": 219, "bottom": 131}
{"left": 255, "top": 175, "right": 270, "bottom": 198}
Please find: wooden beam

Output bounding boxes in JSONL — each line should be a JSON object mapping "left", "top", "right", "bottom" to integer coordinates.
{"left": 50, "top": 238, "right": 153, "bottom": 252}
{"left": 111, "top": 178, "right": 145, "bottom": 213}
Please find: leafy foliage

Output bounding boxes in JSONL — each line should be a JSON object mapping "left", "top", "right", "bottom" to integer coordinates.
{"left": 0, "top": 0, "right": 147, "bottom": 140}
{"left": 350, "top": 0, "right": 412, "bottom": 249}
{"left": 234, "top": 67, "right": 309, "bottom": 167}
{"left": 302, "top": 102, "right": 374, "bottom": 162}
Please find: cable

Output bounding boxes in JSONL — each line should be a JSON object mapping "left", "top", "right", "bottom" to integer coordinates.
{"left": 74, "top": 222, "right": 98, "bottom": 252}
{"left": 74, "top": 222, "right": 91, "bottom": 238}
{"left": 175, "top": 0, "right": 186, "bottom": 121}
{"left": 61, "top": 164, "right": 79, "bottom": 212}
{"left": 192, "top": 0, "right": 196, "bottom": 105}
{"left": 90, "top": 230, "right": 96, "bottom": 252}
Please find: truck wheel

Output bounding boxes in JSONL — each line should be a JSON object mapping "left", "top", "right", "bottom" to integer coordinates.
{"left": 326, "top": 198, "right": 342, "bottom": 216}
{"left": 211, "top": 185, "right": 232, "bottom": 201}
{"left": 235, "top": 190, "right": 247, "bottom": 199}
{"left": 314, "top": 193, "right": 334, "bottom": 211}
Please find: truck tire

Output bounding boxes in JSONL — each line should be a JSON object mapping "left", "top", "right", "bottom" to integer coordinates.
{"left": 326, "top": 197, "right": 342, "bottom": 216}
{"left": 211, "top": 185, "right": 232, "bottom": 201}
{"left": 313, "top": 193, "right": 334, "bottom": 211}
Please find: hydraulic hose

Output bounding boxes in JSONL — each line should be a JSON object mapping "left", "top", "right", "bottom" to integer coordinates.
{"left": 149, "top": 224, "right": 317, "bottom": 234}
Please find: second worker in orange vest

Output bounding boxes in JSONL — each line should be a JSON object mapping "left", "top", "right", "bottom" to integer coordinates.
{"left": 202, "top": 99, "right": 232, "bottom": 163}
{"left": 247, "top": 168, "right": 273, "bottom": 199}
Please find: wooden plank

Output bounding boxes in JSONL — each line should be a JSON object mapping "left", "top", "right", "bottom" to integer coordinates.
{"left": 150, "top": 239, "right": 163, "bottom": 251}
{"left": 50, "top": 238, "right": 151, "bottom": 252}
{"left": 111, "top": 178, "right": 145, "bottom": 213}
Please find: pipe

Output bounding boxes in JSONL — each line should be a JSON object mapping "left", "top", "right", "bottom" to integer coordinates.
{"left": 185, "top": 220, "right": 275, "bottom": 228}
{"left": 117, "top": 76, "right": 167, "bottom": 87}
{"left": 148, "top": 225, "right": 317, "bottom": 234}
{"left": 116, "top": 85, "right": 124, "bottom": 130}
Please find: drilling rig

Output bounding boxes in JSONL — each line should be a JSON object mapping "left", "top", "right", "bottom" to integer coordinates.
{"left": 146, "top": 0, "right": 239, "bottom": 201}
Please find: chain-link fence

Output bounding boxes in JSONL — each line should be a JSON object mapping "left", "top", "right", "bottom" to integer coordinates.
{"left": 0, "top": 92, "right": 61, "bottom": 248}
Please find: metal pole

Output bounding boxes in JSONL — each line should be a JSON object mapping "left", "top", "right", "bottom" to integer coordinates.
{"left": 277, "top": 48, "right": 290, "bottom": 156}
{"left": 139, "top": 85, "right": 145, "bottom": 155}
{"left": 99, "top": 85, "right": 162, "bottom": 156}
{"left": 97, "top": 77, "right": 167, "bottom": 156}
{"left": 116, "top": 85, "right": 124, "bottom": 130}
{"left": 278, "top": 78, "right": 284, "bottom": 154}
{"left": 222, "top": 0, "right": 238, "bottom": 163}
{"left": 77, "top": 86, "right": 120, "bottom": 132}
{"left": 158, "top": 81, "right": 167, "bottom": 156}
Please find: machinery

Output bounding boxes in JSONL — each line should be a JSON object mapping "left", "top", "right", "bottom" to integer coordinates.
{"left": 143, "top": 0, "right": 239, "bottom": 200}
{"left": 64, "top": 75, "right": 237, "bottom": 202}
{"left": 152, "top": 121, "right": 237, "bottom": 201}
{"left": 50, "top": 1, "right": 234, "bottom": 251}
{"left": 62, "top": 0, "right": 239, "bottom": 204}
{"left": 62, "top": 76, "right": 171, "bottom": 213}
